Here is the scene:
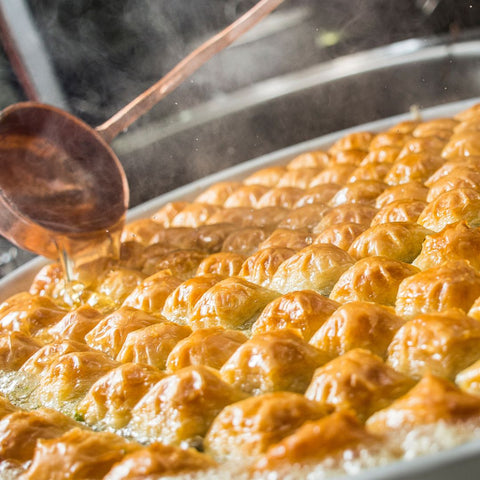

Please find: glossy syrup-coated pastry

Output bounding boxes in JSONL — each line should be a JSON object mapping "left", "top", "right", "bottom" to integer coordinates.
{"left": 287, "top": 150, "right": 330, "bottom": 169}
{"left": 360, "top": 146, "right": 401, "bottom": 165}
{"left": 220, "top": 330, "right": 329, "bottom": 395}
{"left": 330, "top": 256, "right": 419, "bottom": 306}
{"left": 395, "top": 260, "right": 480, "bottom": 318}
{"left": 305, "top": 349, "right": 414, "bottom": 420}
{"left": 310, "top": 163, "right": 357, "bottom": 186}
{"left": 313, "top": 222, "right": 368, "bottom": 251}
{"left": 366, "top": 375, "right": 480, "bottom": 434}
{"left": 150, "top": 201, "right": 189, "bottom": 227}
{"left": 0, "top": 408, "right": 79, "bottom": 463}
{"left": 417, "top": 187, "right": 480, "bottom": 231}
{"left": 313, "top": 204, "right": 378, "bottom": 232}
{"left": 76, "top": 363, "right": 165, "bottom": 429}
{"left": 384, "top": 152, "right": 445, "bottom": 185}
{"left": 386, "top": 310, "right": 480, "bottom": 380}
{"left": 277, "top": 204, "right": 331, "bottom": 231}
{"left": 329, "top": 131, "right": 375, "bottom": 152}
{"left": 371, "top": 199, "right": 427, "bottom": 225}
{"left": 188, "top": 277, "right": 279, "bottom": 330}
{"left": 196, "top": 252, "right": 245, "bottom": 277}
{"left": 20, "top": 340, "right": 92, "bottom": 377}
{"left": 258, "top": 228, "right": 313, "bottom": 251}
{"left": 223, "top": 184, "right": 269, "bottom": 208}
{"left": 424, "top": 157, "right": 480, "bottom": 186}
{"left": 103, "top": 442, "right": 217, "bottom": 480}
{"left": 398, "top": 135, "right": 447, "bottom": 157}
{"left": 243, "top": 165, "right": 287, "bottom": 187}
{"left": 412, "top": 117, "right": 458, "bottom": 138}
{"left": 120, "top": 218, "right": 163, "bottom": 245}
{"left": 348, "top": 222, "right": 431, "bottom": 263}
{"left": 0, "top": 332, "right": 41, "bottom": 372}
{"left": 256, "top": 186, "right": 305, "bottom": 209}
{"left": 194, "top": 223, "right": 239, "bottom": 253}
{"left": 294, "top": 183, "right": 342, "bottom": 206}
{"left": 94, "top": 267, "right": 146, "bottom": 308}
{"left": 194, "top": 181, "right": 242, "bottom": 206}
{"left": 0, "top": 394, "right": 17, "bottom": 420}
{"left": 85, "top": 306, "right": 160, "bottom": 358}
{"left": 252, "top": 411, "right": 380, "bottom": 473}
{"left": 309, "top": 301, "right": 404, "bottom": 359}
{"left": 222, "top": 226, "right": 271, "bottom": 256}
{"left": 128, "top": 365, "right": 245, "bottom": 445}
{"left": 413, "top": 221, "right": 480, "bottom": 271}
{"left": 170, "top": 202, "right": 220, "bottom": 227}
{"left": 270, "top": 244, "right": 355, "bottom": 296}
{"left": 369, "top": 131, "right": 409, "bottom": 149}
{"left": 141, "top": 248, "right": 207, "bottom": 278}
{"left": 205, "top": 206, "right": 254, "bottom": 227}
{"left": 8, "top": 104, "right": 480, "bottom": 479}
{"left": 246, "top": 206, "right": 290, "bottom": 228}
{"left": 34, "top": 351, "right": 119, "bottom": 412}
{"left": 455, "top": 358, "right": 480, "bottom": 396}
{"left": 277, "top": 167, "right": 322, "bottom": 189}
{"left": 122, "top": 271, "right": 183, "bottom": 314}
{"left": 20, "top": 427, "right": 139, "bottom": 480}
{"left": 166, "top": 327, "right": 247, "bottom": 372}
{"left": 238, "top": 247, "right": 296, "bottom": 288}
{"left": 204, "top": 392, "right": 328, "bottom": 459}
{"left": 251, "top": 290, "right": 339, "bottom": 340}
{"left": 441, "top": 131, "right": 480, "bottom": 159}
{"left": 332, "top": 148, "right": 368, "bottom": 166}
{"left": 0, "top": 292, "right": 66, "bottom": 336}
{"left": 347, "top": 161, "right": 393, "bottom": 183}
{"left": 426, "top": 166, "right": 480, "bottom": 201}
{"left": 162, "top": 274, "right": 224, "bottom": 324}
{"left": 116, "top": 321, "right": 192, "bottom": 368}
{"left": 329, "top": 180, "right": 386, "bottom": 207}
{"left": 29, "top": 262, "right": 64, "bottom": 299}
{"left": 375, "top": 181, "right": 428, "bottom": 208}
{"left": 42, "top": 305, "right": 104, "bottom": 344}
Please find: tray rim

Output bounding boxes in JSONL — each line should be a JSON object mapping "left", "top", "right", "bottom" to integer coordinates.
{"left": 1, "top": 97, "right": 480, "bottom": 480}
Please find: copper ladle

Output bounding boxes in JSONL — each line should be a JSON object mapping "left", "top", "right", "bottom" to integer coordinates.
{"left": 0, "top": 0, "right": 284, "bottom": 259}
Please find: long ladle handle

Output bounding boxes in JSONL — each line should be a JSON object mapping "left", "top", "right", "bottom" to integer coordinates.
{"left": 96, "top": 0, "right": 284, "bottom": 144}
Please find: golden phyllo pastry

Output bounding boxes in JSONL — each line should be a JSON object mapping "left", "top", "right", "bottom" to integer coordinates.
{"left": 5, "top": 103, "right": 480, "bottom": 480}
{"left": 305, "top": 348, "right": 414, "bottom": 420}
{"left": 270, "top": 244, "right": 354, "bottom": 295}
{"left": 116, "top": 321, "right": 192, "bottom": 368}
{"left": 309, "top": 301, "right": 404, "bottom": 358}
{"left": 220, "top": 330, "right": 328, "bottom": 395}
{"left": 188, "top": 277, "right": 279, "bottom": 330}
{"left": 251, "top": 289, "right": 339, "bottom": 340}
{"left": 330, "top": 256, "right": 419, "bottom": 306}
{"left": 166, "top": 326, "right": 247, "bottom": 372}
{"left": 252, "top": 411, "right": 380, "bottom": 473}
{"left": 348, "top": 222, "right": 431, "bottom": 262}
{"left": 204, "top": 392, "right": 328, "bottom": 459}
{"left": 395, "top": 260, "right": 480, "bottom": 317}
{"left": 20, "top": 428, "right": 139, "bottom": 480}
{"left": 103, "top": 442, "right": 217, "bottom": 480}
{"left": 387, "top": 309, "right": 480, "bottom": 380}
{"left": 128, "top": 365, "right": 245, "bottom": 445}
{"left": 366, "top": 374, "right": 480, "bottom": 433}
{"left": 76, "top": 363, "right": 165, "bottom": 429}
{"left": 0, "top": 408, "right": 79, "bottom": 463}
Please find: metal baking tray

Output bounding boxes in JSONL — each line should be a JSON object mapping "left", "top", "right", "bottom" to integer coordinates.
{"left": 1, "top": 97, "right": 480, "bottom": 480}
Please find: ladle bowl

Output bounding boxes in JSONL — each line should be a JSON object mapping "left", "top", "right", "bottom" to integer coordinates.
{"left": 0, "top": 0, "right": 284, "bottom": 259}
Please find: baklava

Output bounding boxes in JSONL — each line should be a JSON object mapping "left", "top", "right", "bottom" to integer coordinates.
{"left": 3, "top": 103, "right": 480, "bottom": 479}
